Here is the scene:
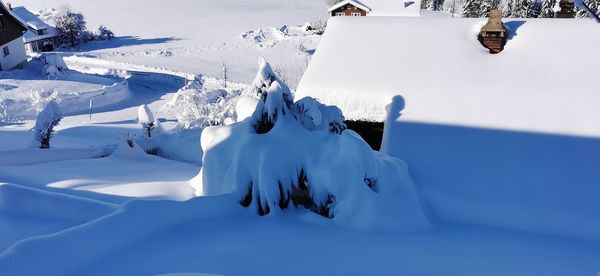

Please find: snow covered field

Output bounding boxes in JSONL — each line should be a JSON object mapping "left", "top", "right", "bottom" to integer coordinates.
{"left": 11, "top": 0, "right": 327, "bottom": 87}
{"left": 1, "top": 0, "right": 600, "bottom": 275}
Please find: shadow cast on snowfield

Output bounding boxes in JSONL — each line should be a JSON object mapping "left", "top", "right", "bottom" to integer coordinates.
{"left": 505, "top": 20, "right": 526, "bottom": 40}
{"left": 383, "top": 117, "right": 600, "bottom": 241}
{"left": 72, "top": 36, "right": 180, "bottom": 52}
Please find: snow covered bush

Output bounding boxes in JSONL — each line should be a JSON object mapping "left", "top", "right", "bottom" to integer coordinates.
{"left": 193, "top": 59, "right": 432, "bottom": 232}
{"left": 92, "top": 25, "right": 114, "bottom": 41}
{"left": 31, "top": 101, "right": 63, "bottom": 149}
{"left": 162, "top": 75, "right": 256, "bottom": 129}
{"left": 138, "top": 105, "right": 157, "bottom": 138}
{"left": 137, "top": 105, "right": 164, "bottom": 155}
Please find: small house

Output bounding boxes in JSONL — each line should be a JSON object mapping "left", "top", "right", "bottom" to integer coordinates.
{"left": 0, "top": 1, "right": 27, "bottom": 71}
{"left": 11, "top": 6, "right": 59, "bottom": 52}
{"left": 328, "top": 0, "right": 421, "bottom": 17}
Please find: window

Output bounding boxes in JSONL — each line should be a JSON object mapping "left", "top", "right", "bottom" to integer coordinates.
{"left": 335, "top": 12, "right": 345, "bottom": 16}
{"left": 3, "top": 46, "right": 9, "bottom": 57}
{"left": 351, "top": 12, "right": 361, "bottom": 16}
{"left": 37, "top": 29, "right": 45, "bottom": 35}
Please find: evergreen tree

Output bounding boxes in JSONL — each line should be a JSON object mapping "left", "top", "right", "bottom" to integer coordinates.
{"left": 54, "top": 6, "right": 87, "bottom": 47}
{"left": 586, "top": 0, "right": 600, "bottom": 14}
{"left": 539, "top": 0, "right": 556, "bottom": 17}
{"left": 498, "top": 0, "right": 515, "bottom": 17}
{"left": 463, "top": 0, "right": 484, "bottom": 17}
{"left": 512, "top": 0, "right": 532, "bottom": 17}
{"left": 527, "top": 0, "right": 542, "bottom": 17}
{"left": 422, "top": 0, "right": 435, "bottom": 10}
{"left": 481, "top": 0, "right": 494, "bottom": 17}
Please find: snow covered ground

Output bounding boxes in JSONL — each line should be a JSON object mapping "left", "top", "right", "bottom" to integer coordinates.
{"left": 1, "top": 1, "right": 600, "bottom": 275}
{"left": 11, "top": 0, "right": 327, "bottom": 87}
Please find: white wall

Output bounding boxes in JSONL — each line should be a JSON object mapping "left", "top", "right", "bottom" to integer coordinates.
{"left": 0, "top": 37, "right": 27, "bottom": 71}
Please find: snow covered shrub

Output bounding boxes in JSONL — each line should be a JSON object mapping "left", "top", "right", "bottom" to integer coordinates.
{"left": 137, "top": 105, "right": 164, "bottom": 155}
{"left": 163, "top": 74, "right": 258, "bottom": 129}
{"left": 194, "top": 59, "right": 432, "bottom": 232}
{"left": 92, "top": 25, "right": 114, "bottom": 41}
{"left": 162, "top": 87, "right": 236, "bottom": 129}
{"left": 31, "top": 101, "right": 63, "bottom": 149}
{"left": 138, "top": 104, "right": 156, "bottom": 138}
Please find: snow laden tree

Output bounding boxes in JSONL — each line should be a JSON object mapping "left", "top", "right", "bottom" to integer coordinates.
{"left": 138, "top": 104, "right": 156, "bottom": 138}
{"left": 54, "top": 6, "right": 87, "bottom": 47}
{"left": 539, "top": 0, "right": 556, "bottom": 17}
{"left": 137, "top": 104, "right": 163, "bottom": 154}
{"left": 92, "top": 25, "right": 114, "bottom": 41}
{"left": 512, "top": 0, "right": 534, "bottom": 17}
{"left": 193, "top": 58, "right": 432, "bottom": 232}
{"left": 32, "top": 101, "right": 62, "bottom": 149}
{"left": 463, "top": 0, "right": 493, "bottom": 17}
{"left": 586, "top": 0, "right": 600, "bottom": 15}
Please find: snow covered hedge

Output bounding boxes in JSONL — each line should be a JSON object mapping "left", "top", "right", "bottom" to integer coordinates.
{"left": 193, "top": 59, "right": 432, "bottom": 231}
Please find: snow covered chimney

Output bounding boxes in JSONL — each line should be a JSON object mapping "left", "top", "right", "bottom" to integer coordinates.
{"left": 478, "top": 10, "right": 507, "bottom": 54}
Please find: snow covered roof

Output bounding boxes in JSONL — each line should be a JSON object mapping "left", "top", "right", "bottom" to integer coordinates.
{"left": 297, "top": 17, "right": 600, "bottom": 138}
{"left": 0, "top": 1, "right": 28, "bottom": 31}
{"left": 11, "top": 6, "right": 58, "bottom": 43}
{"left": 11, "top": 6, "right": 50, "bottom": 30}
{"left": 327, "top": 0, "right": 371, "bottom": 13}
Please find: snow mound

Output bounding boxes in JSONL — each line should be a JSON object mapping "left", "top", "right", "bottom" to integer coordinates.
{"left": 42, "top": 53, "right": 70, "bottom": 76}
{"left": 193, "top": 59, "right": 431, "bottom": 232}
{"left": 110, "top": 136, "right": 147, "bottom": 158}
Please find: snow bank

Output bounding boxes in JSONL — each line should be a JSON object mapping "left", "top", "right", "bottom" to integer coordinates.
{"left": 193, "top": 59, "right": 431, "bottom": 232}
{"left": 382, "top": 96, "right": 600, "bottom": 241}
{"left": 0, "top": 183, "right": 116, "bottom": 222}
{"left": 0, "top": 195, "right": 242, "bottom": 275}
{"left": 0, "top": 147, "right": 109, "bottom": 166}
{"left": 297, "top": 17, "right": 600, "bottom": 138}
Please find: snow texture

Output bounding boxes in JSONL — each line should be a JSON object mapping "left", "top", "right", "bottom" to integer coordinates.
{"left": 194, "top": 59, "right": 431, "bottom": 232}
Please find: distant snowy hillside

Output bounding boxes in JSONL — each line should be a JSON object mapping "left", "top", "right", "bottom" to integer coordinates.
{"left": 12, "top": 0, "right": 328, "bottom": 83}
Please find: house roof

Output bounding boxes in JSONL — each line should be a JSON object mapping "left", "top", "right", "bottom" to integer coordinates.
{"left": 11, "top": 6, "right": 51, "bottom": 31}
{"left": 0, "top": 1, "right": 28, "bottom": 31}
{"left": 296, "top": 17, "right": 600, "bottom": 138}
{"left": 327, "top": 0, "right": 371, "bottom": 13}
{"left": 10, "top": 6, "right": 59, "bottom": 43}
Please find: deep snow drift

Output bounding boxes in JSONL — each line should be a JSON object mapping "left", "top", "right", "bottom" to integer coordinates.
{"left": 194, "top": 59, "right": 431, "bottom": 232}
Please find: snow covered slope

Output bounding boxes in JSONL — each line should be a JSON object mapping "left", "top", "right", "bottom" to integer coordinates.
{"left": 12, "top": 0, "right": 327, "bottom": 84}
{"left": 297, "top": 17, "right": 600, "bottom": 138}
